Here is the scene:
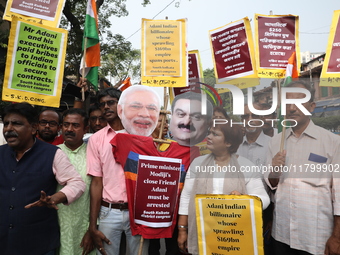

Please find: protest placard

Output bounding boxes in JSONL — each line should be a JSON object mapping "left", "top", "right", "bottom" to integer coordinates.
{"left": 169, "top": 50, "right": 203, "bottom": 103}
{"left": 209, "top": 18, "right": 259, "bottom": 89}
{"left": 255, "top": 14, "right": 300, "bottom": 79}
{"left": 141, "top": 18, "right": 187, "bottom": 87}
{"left": 188, "top": 50, "right": 202, "bottom": 86}
{"left": 134, "top": 155, "right": 181, "bottom": 228}
{"left": 196, "top": 194, "right": 263, "bottom": 255}
{"left": 3, "top": 0, "right": 66, "bottom": 28}
{"left": 2, "top": 17, "right": 67, "bottom": 107}
{"left": 320, "top": 10, "right": 340, "bottom": 87}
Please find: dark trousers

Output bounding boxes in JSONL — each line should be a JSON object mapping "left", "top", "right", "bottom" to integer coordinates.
{"left": 148, "top": 227, "right": 181, "bottom": 255}
{"left": 263, "top": 202, "right": 274, "bottom": 255}
{"left": 42, "top": 250, "right": 56, "bottom": 255}
{"left": 273, "top": 238, "right": 312, "bottom": 255}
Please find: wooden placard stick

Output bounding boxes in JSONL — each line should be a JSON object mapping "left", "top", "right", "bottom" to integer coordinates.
{"left": 154, "top": 87, "right": 171, "bottom": 150}
{"left": 81, "top": 37, "right": 87, "bottom": 102}
{"left": 276, "top": 78, "right": 286, "bottom": 153}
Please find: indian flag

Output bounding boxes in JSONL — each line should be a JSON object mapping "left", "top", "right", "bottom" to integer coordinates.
{"left": 283, "top": 51, "right": 298, "bottom": 86}
{"left": 277, "top": 51, "right": 299, "bottom": 132}
{"left": 80, "top": 0, "right": 100, "bottom": 89}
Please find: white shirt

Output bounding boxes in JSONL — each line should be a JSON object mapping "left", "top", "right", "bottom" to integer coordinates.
{"left": 179, "top": 155, "right": 270, "bottom": 215}
{"left": 0, "top": 123, "right": 6, "bottom": 145}
{"left": 264, "top": 121, "right": 340, "bottom": 255}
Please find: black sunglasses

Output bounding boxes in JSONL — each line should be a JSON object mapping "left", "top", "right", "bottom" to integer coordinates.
{"left": 99, "top": 100, "right": 118, "bottom": 109}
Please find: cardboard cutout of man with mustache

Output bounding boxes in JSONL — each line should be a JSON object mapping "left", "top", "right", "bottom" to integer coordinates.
{"left": 169, "top": 92, "right": 213, "bottom": 147}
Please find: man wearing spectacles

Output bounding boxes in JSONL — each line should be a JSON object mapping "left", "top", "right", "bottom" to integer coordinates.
{"left": 88, "top": 105, "right": 107, "bottom": 133}
{"left": 86, "top": 87, "right": 126, "bottom": 255}
{"left": 36, "top": 109, "right": 64, "bottom": 145}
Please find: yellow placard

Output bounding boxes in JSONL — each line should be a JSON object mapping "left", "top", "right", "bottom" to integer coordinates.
{"left": 2, "top": 17, "right": 67, "bottom": 107}
{"left": 320, "top": 10, "right": 340, "bottom": 87}
{"left": 254, "top": 14, "right": 300, "bottom": 79}
{"left": 3, "top": 0, "right": 66, "bottom": 28}
{"left": 141, "top": 18, "right": 187, "bottom": 87}
{"left": 196, "top": 194, "right": 264, "bottom": 255}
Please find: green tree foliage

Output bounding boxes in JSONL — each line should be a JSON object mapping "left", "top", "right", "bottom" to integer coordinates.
{"left": 61, "top": 0, "right": 149, "bottom": 80}
{"left": 202, "top": 68, "right": 234, "bottom": 114}
{"left": 0, "top": 0, "right": 11, "bottom": 114}
{"left": 100, "top": 33, "right": 140, "bottom": 83}
{"left": 61, "top": 0, "right": 129, "bottom": 76}
{"left": 312, "top": 115, "right": 340, "bottom": 132}
{"left": 203, "top": 68, "right": 215, "bottom": 86}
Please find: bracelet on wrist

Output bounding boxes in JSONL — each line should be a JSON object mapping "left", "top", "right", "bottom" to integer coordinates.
{"left": 178, "top": 225, "right": 188, "bottom": 229}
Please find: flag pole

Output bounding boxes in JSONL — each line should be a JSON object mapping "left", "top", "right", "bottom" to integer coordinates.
{"left": 81, "top": 37, "right": 87, "bottom": 102}
{"left": 276, "top": 78, "right": 286, "bottom": 152}
{"left": 138, "top": 236, "right": 144, "bottom": 255}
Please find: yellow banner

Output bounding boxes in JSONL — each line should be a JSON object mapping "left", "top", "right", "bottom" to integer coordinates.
{"left": 196, "top": 194, "right": 264, "bottom": 255}
{"left": 141, "top": 18, "right": 187, "bottom": 87}
{"left": 320, "top": 10, "right": 340, "bottom": 87}
{"left": 2, "top": 18, "right": 67, "bottom": 107}
{"left": 3, "top": 0, "right": 66, "bottom": 28}
{"left": 255, "top": 14, "right": 300, "bottom": 79}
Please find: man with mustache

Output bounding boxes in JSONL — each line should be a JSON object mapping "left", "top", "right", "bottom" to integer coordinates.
{"left": 57, "top": 108, "right": 95, "bottom": 255}
{"left": 265, "top": 81, "right": 340, "bottom": 255}
{"left": 0, "top": 103, "right": 85, "bottom": 255}
{"left": 88, "top": 105, "right": 107, "bottom": 133}
{"left": 169, "top": 92, "right": 213, "bottom": 147}
{"left": 36, "top": 109, "right": 64, "bottom": 145}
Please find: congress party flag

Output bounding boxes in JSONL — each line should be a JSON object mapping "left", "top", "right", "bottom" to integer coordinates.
{"left": 3, "top": 0, "right": 66, "bottom": 28}
{"left": 80, "top": 0, "right": 100, "bottom": 89}
{"left": 2, "top": 17, "right": 67, "bottom": 107}
{"left": 255, "top": 14, "right": 300, "bottom": 79}
{"left": 320, "top": 10, "right": 340, "bottom": 87}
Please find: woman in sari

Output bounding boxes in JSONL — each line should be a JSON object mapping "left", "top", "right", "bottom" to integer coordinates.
{"left": 177, "top": 123, "right": 270, "bottom": 254}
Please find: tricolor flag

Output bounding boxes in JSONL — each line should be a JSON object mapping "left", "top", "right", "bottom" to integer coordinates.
{"left": 80, "top": 0, "right": 100, "bottom": 89}
{"left": 278, "top": 51, "right": 298, "bottom": 133}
